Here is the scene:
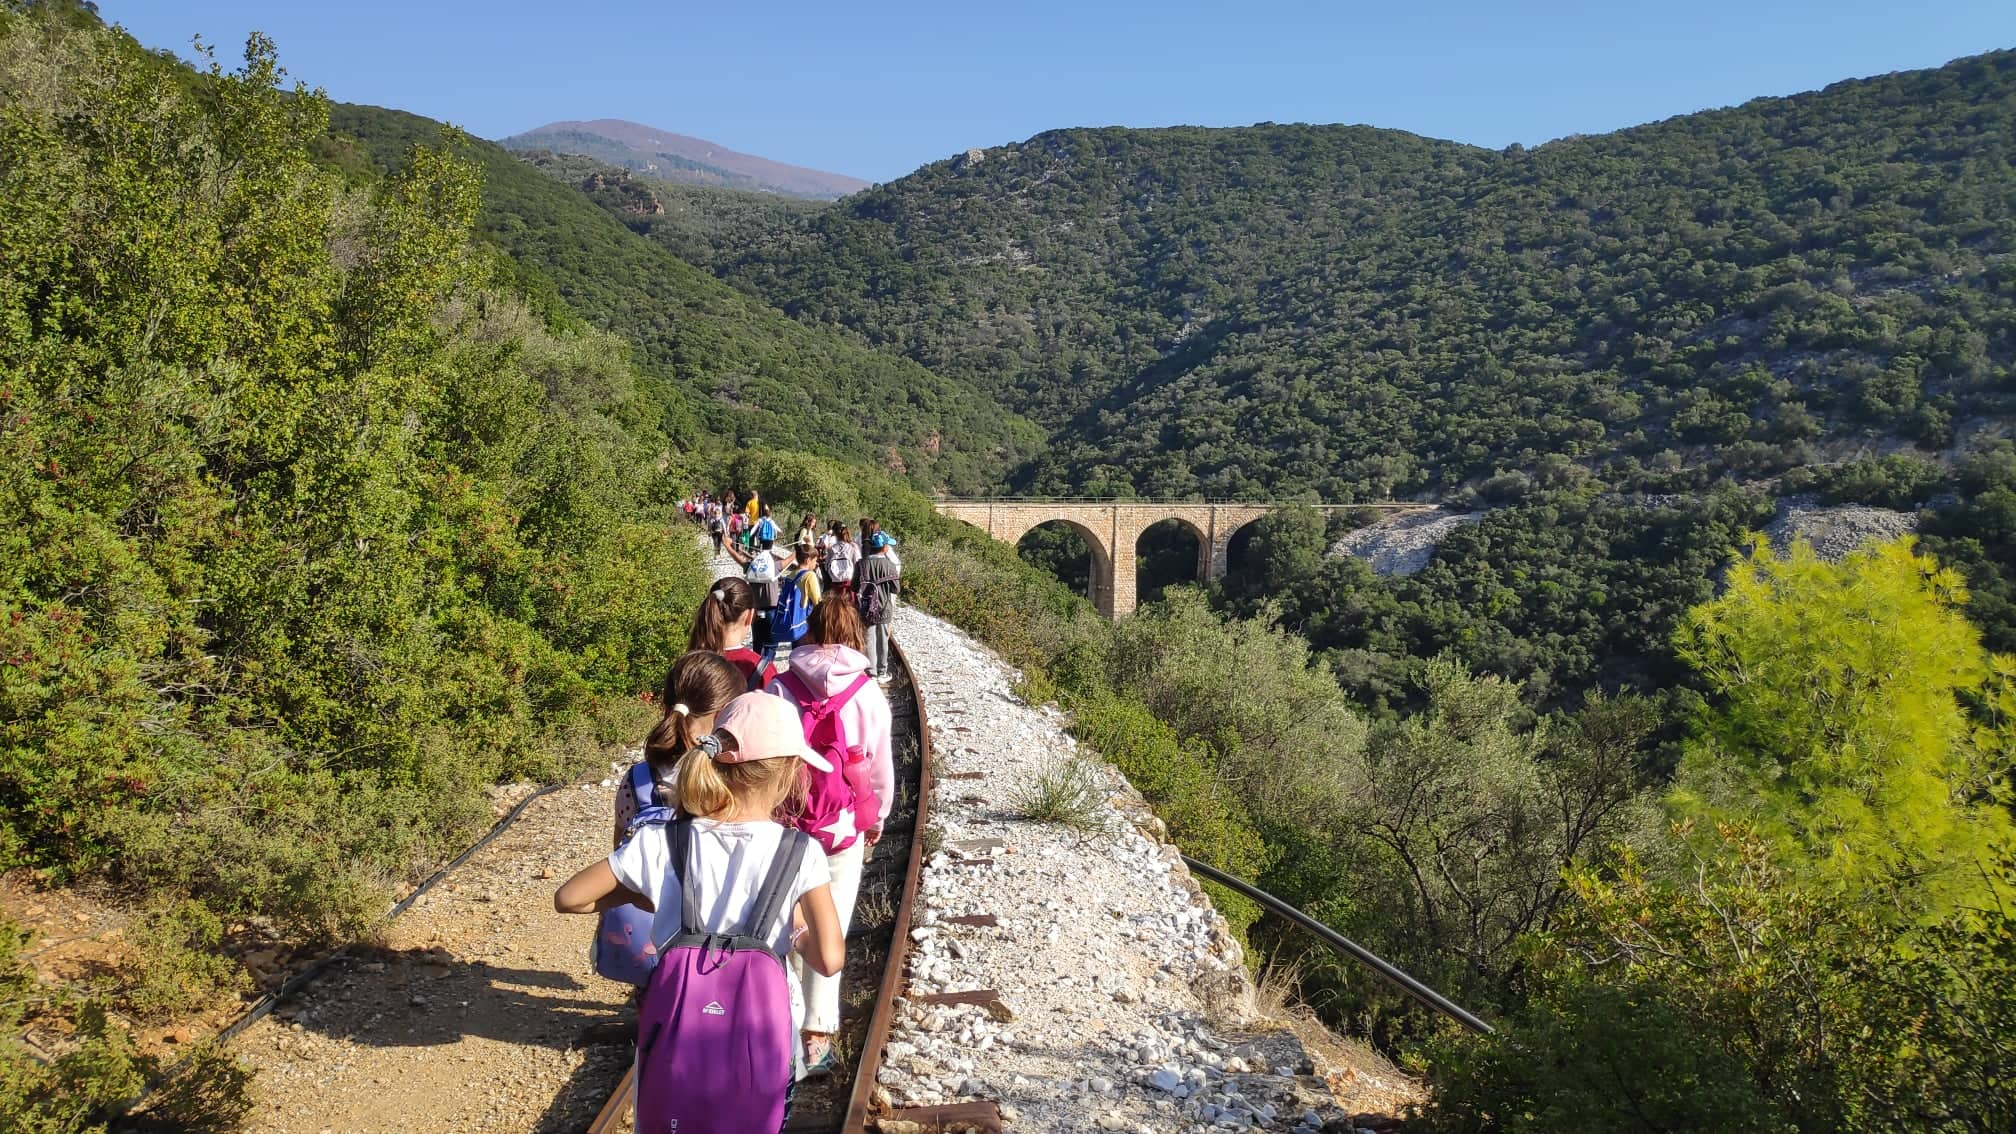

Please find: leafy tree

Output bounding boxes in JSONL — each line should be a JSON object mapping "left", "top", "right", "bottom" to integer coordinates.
{"left": 1672, "top": 539, "right": 2016, "bottom": 912}
{"left": 1415, "top": 830, "right": 2016, "bottom": 1134}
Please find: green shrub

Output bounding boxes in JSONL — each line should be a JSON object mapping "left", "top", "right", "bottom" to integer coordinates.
{"left": 1064, "top": 687, "right": 1268, "bottom": 934}
{"left": 0, "top": 915, "right": 145, "bottom": 1134}
{"left": 124, "top": 902, "right": 247, "bottom": 1021}
{"left": 1414, "top": 832, "right": 2016, "bottom": 1134}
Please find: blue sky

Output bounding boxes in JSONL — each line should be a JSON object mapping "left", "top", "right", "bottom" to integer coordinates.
{"left": 108, "top": 1, "right": 2016, "bottom": 183}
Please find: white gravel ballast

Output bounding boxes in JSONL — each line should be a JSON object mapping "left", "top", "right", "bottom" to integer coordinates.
{"left": 881, "top": 605, "right": 1414, "bottom": 1134}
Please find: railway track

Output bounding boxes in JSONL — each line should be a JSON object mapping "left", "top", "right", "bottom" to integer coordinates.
{"left": 585, "top": 639, "right": 935, "bottom": 1134}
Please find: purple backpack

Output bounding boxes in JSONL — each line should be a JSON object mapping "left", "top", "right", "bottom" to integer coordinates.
{"left": 635, "top": 817, "right": 810, "bottom": 1134}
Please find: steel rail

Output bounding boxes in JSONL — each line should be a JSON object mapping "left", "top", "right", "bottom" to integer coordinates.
{"left": 1180, "top": 855, "right": 1494, "bottom": 1035}
{"left": 839, "top": 638, "right": 931, "bottom": 1133}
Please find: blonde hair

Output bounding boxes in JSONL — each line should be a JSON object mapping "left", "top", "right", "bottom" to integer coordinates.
{"left": 674, "top": 749, "right": 806, "bottom": 822}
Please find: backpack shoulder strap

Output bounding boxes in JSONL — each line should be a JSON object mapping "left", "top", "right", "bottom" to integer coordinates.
{"left": 777, "top": 667, "right": 819, "bottom": 708}
{"left": 827, "top": 672, "right": 873, "bottom": 715}
{"left": 745, "top": 830, "right": 810, "bottom": 942}
{"left": 627, "top": 760, "right": 656, "bottom": 807}
{"left": 666, "top": 817, "right": 699, "bottom": 935}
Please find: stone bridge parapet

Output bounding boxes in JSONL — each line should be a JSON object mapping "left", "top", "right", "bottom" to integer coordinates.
{"left": 934, "top": 498, "right": 1431, "bottom": 618}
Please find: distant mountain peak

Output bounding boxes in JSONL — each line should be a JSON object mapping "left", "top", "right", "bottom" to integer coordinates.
{"left": 498, "top": 118, "right": 868, "bottom": 200}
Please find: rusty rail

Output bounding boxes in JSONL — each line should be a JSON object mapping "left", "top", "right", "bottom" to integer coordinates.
{"left": 840, "top": 638, "right": 931, "bottom": 1133}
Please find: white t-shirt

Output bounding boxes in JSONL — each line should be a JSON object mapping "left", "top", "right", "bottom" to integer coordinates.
{"left": 609, "top": 818, "right": 831, "bottom": 1051}
{"left": 608, "top": 818, "right": 829, "bottom": 957}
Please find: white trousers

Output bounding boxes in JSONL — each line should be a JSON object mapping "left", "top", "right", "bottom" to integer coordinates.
{"left": 795, "top": 839, "right": 864, "bottom": 1033}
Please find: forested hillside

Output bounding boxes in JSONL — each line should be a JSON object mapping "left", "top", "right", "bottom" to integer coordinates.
{"left": 319, "top": 105, "right": 1043, "bottom": 494}
{"left": 682, "top": 53, "right": 2016, "bottom": 500}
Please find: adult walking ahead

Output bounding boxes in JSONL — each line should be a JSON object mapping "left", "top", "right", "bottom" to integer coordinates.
{"left": 855, "top": 530, "right": 901, "bottom": 683}
{"left": 768, "top": 597, "right": 895, "bottom": 1075}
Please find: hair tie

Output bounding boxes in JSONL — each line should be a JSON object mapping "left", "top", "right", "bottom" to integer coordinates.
{"left": 710, "top": 589, "right": 725, "bottom": 602}
{"left": 672, "top": 702, "right": 691, "bottom": 717}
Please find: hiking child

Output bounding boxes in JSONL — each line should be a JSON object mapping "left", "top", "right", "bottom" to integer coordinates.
{"left": 687, "top": 578, "right": 778, "bottom": 690}
{"left": 723, "top": 538, "right": 785, "bottom": 652}
{"left": 555, "top": 693, "right": 844, "bottom": 1130}
{"left": 820, "top": 523, "right": 858, "bottom": 600}
{"left": 706, "top": 500, "right": 727, "bottom": 557}
{"left": 753, "top": 505, "right": 779, "bottom": 551}
{"left": 728, "top": 508, "right": 748, "bottom": 551}
{"left": 796, "top": 512, "right": 819, "bottom": 551}
{"left": 615, "top": 652, "right": 743, "bottom": 845}
{"left": 768, "top": 597, "right": 895, "bottom": 1074}
{"left": 855, "top": 530, "right": 902, "bottom": 682}
{"left": 770, "top": 543, "right": 822, "bottom": 653}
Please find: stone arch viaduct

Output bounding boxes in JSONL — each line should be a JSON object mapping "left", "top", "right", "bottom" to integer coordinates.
{"left": 934, "top": 499, "right": 1432, "bottom": 619}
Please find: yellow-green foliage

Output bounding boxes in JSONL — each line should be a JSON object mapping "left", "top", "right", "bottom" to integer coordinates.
{"left": 1673, "top": 538, "right": 2016, "bottom": 911}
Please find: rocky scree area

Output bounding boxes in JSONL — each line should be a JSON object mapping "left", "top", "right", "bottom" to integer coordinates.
{"left": 1763, "top": 497, "right": 1919, "bottom": 560}
{"left": 1327, "top": 510, "right": 1484, "bottom": 577}
{"left": 880, "top": 605, "right": 1416, "bottom": 1133}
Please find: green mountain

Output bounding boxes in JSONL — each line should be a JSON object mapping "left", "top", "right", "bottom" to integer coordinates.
{"left": 672, "top": 52, "right": 2016, "bottom": 500}
{"left": 322, "top": 105, "right": 1044, "bottom": 494}
{"left": 499, "top": 118, "right": 869, "bottom": 200}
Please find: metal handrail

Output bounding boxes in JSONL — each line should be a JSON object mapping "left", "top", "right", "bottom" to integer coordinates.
{"left": 1182, "top": 855, "right": 1495, "bottom": 1035}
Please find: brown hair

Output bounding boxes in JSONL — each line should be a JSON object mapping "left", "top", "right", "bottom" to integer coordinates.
{"left": 642, "top": 652, "right": 743, "bottom": 781}
{"left": 688, "top": 577, "right": 757, "bottom": 652}
{"left": 805, "top": 595, "right": 866, "bottom": 652}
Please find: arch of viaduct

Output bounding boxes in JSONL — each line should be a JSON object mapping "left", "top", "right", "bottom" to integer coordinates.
{"left": 934, "top": 499, "right": 1432, "bottom": 619}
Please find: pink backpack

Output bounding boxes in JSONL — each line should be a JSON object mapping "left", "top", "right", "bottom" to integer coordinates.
{"left": 635, "top": 818, "right": 809, "bottom": 1134}
{"left": 778, "top": 670, "right": 877, "bottom": 854}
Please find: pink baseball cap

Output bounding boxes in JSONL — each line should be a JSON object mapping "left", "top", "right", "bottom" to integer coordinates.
{"left": 711, "top": 692, "right": 832, "bottom": 772}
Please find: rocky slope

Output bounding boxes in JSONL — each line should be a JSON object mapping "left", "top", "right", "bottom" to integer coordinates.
{"left": 1328, "top": 511, "right": 1485, "bottom": 577}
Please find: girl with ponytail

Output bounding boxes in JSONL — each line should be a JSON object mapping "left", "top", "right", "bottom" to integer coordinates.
{"left": 687, "top": 577, "right": 777, "bottom": 689}
{"left": 614, "top": 651, "right": 744, "bottom": 846}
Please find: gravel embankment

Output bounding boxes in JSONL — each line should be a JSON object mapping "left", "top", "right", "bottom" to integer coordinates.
{"left": 882, "top": 605, "right": 1417, "bottom": 1133}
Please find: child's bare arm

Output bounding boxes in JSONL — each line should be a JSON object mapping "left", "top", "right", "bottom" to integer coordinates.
{"left": 553, "top": 860, "right": 653, "bottom": 914}
{"left": 794, "top": 884, "right": 845, "bottom": 977}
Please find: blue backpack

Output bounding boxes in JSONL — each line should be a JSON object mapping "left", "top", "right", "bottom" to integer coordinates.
{"left": 593, "top": 762, "right": 672, "bottom": 986}
{"left": 773, "top": 569, "right": 812, "bottom": 645}
{"left": 754, "top": 517, "right": 777, "bottom": 543}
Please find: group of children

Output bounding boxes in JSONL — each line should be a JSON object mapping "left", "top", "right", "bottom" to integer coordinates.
{"left": 553, "top": 490, "right": 908, "bottom": 1132}
{"left": 686, "top": 489, "right": 903, "bottom": 682}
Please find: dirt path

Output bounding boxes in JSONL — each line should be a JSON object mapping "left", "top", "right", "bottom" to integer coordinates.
{"left": 227, "top": 774, "right": 639, "bottom": 1134}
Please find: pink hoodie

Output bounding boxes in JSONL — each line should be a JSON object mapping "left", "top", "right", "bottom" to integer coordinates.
{"left": 770, "top": 644, "right": 896, "bottom": 829}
